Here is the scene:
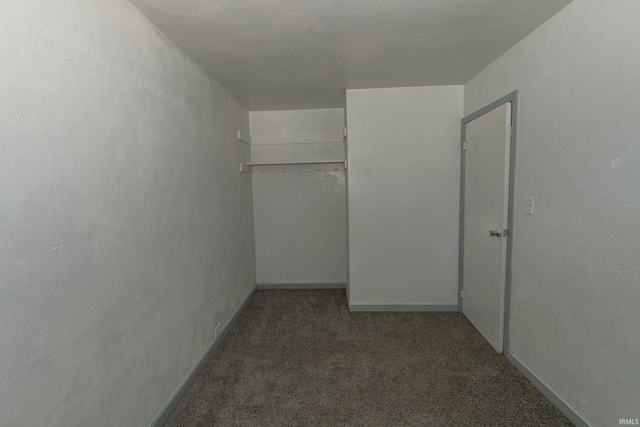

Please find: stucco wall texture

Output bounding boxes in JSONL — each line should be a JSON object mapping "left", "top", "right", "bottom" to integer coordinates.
{"left": 0, "top": 1, "right": 256, "bottom": 425}
{"left": 465, "top": 0, "right": 640, "bottom": 425}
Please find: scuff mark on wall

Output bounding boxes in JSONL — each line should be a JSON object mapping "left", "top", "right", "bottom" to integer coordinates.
{"left": 611, "top": 158, "right": 621, "bottom": 169}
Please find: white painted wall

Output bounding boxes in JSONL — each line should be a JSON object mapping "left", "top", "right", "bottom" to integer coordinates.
{"left": 464, "top": 1, "right": 640, "bottom": 425}
{"left": 346, "top": 86, "right": 463, "bottom": 306}
{"left": 0, "top": 1, "right": 255, "bottom": 426}
{"left": 251, "top": 109, "right": 347, "bottom": 284}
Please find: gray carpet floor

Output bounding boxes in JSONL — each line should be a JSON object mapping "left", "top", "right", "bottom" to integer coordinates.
{"left": 165, "top": 290, "right": 572, "bottom": 426}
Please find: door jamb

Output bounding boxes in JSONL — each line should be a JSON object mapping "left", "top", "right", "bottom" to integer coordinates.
{"left": 458, "top": 90, "right": 519, "bottom": 353}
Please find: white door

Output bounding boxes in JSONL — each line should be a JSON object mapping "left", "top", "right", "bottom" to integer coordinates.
{"left": 462, "top": 102, "right": 511, "bottom": 353}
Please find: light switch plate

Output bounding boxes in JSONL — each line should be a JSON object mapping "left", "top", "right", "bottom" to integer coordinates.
{"left": 525, "top": 197, "right": 534, "bottom": 215}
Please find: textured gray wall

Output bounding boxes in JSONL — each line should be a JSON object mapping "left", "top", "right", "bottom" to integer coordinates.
{"left": 0, "top": 0, "right": 255, "bottom": 425}
{"left": 465, "top": 0, "right": 640, "bottom": 424}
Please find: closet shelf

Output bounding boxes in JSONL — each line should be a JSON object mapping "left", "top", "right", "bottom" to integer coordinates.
{"left": 250, "top": 141, "right": 345, "bottom": 146}
{"left": 240, "top": 160, "right": 346, "bottom": 173}
{"left": 246, "top": 160, "right": 345, "bottom": 166}
{"left": 250, "top": 135, "right": 345, "bottom": 145}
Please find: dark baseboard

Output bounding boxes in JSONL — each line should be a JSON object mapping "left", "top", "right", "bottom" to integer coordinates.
{"left": 149, "top": 286, "right": 257, "bottom": 427}
{"left": 506, "top": 352, "right": 590, "bottom": 427}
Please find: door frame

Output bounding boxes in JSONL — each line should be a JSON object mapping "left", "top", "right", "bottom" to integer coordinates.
{"left": 458, "top": 90, "right": 519, "bottom": 352}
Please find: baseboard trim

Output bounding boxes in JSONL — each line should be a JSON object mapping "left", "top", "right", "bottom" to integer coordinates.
{"left": 149, "top": 286, "right": 257, "bottom": 427}
{"left": 257, "top": 283, "right": 346, "bottom": 290}
{"left": 349, "top": 304, "right": 459, "bottom": 312}
{"left": 506, "top": 352, "right": 590, "bottom": 427}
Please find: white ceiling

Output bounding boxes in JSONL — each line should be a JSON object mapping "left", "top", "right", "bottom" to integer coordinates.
{"left": 130, "top": 0, "right": 572, "bottom": 110}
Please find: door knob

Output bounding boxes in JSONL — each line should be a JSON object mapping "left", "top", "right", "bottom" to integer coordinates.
{"left": 489, "top": 229, "right": 509, "bottom": 237}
